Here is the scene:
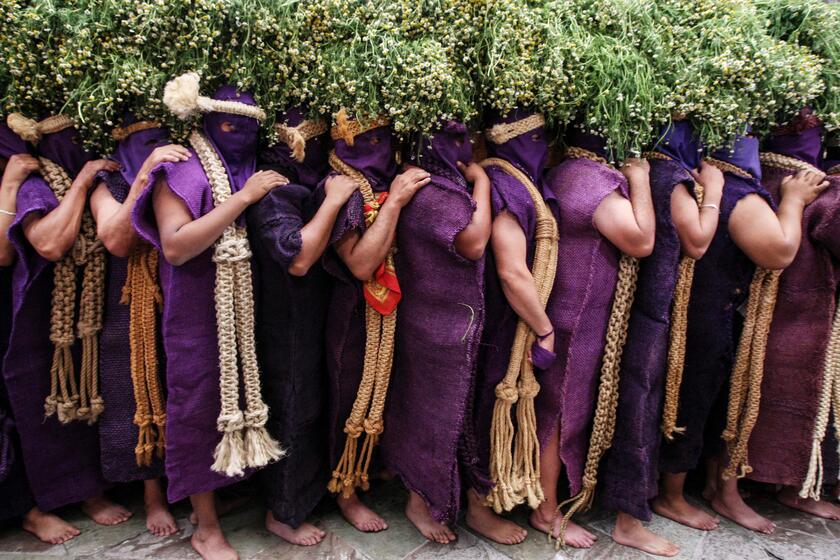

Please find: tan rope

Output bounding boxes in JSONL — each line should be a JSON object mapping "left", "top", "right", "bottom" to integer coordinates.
{"left": 555, "top": 151, "right": 640, "bottom": 547}
{"left": 112, "top": 121, "right": 161, "bottom": 142}
{"left": 759, "top": 152, "right": 823, "bottom": 176}
{"left": 662, "top": 159, "right": 706, "bottom": 440}
{"left": 477, "top": 158, "right": 557, "bottom": 513}
{"left": 275, "top": 119, "right": 328, "bottom": 162}
{"left": 485, "top": 114, "right": 545, "bottom": 145}
{"left": 39, "top": 157, "right": 106, "bottom": 425}
{"left": 721, "top": 268, "right": 782, "bottom": 479}
{"left": 827, "top": 164, "right": 840, "bottom": 176}
{"left": 326, "top": 150, "right": 400, "bottom": 499}
{"left": 564, "top": 146, "right": 610, "bottom": 167}
{"left": 705, "top": 157, "right": 753, "bottom": 179}
{"left": 121, "top": 244, "right": 166, "bottom": 466}
{"left": 189, "top": 130, "right": 284, "bottom": 477}
{"left": 330, "top": 108, "right": 389, "bottom": 147}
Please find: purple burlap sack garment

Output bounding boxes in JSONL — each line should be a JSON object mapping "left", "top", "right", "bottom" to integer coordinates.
{"left": 748, "top": 120, "right": 840, "bottom": 490}
{"left": 316, "top": 124, "right": 398, "bottom": 470}
{"left": 472, "top": 110, "right": 552, "bottom": 494}
{"left": 660, "top": 136, "right": 776, "bottom": 474}
{"left": 379, "top": 121, "right": 485, "bottom": 523}
{"left": 540, "top": 140, "right": 628, "bottom": 497}
{"left": 248, "top": 106, "right": 331, "bottom": 528}
{"left": 598, "top": 122, "right": 698, "bottom": 520}
{"left": 0, "top": 122, "right": 36, "bottom": 519}
{"left": 3, "top": 127, "right": 108, "bottom": 511}
{"left": 97, "top": 119, "right": 169, "bottom": 483}
{"left": 133, "top": 86, "right": 259, "bottom": 502}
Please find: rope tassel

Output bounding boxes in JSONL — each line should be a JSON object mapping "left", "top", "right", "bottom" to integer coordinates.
{"left": 327, "top": 151, "right": 400, "bottom": 498}
{"left": 479, "top": 158, "right": 558, "bottom": 513}
{"left": 189, "top": 131, "right": 285, "bottom": 477}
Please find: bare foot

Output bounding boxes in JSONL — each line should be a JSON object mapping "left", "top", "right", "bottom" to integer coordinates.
{"left": 711, "top": 489, "right": 775, "bottom": 534}
{"left": 612, "top": 512, "right": 679, "bottom": 557}
{"left": 191, "top": 524, "right": 239, "bottom": 560}
{"left": 529, "top": 507, "right": 597, "bottom": 548}
{"left": 82, "top": 495, "right": 133, "bottom": 526}
{"left": 337, "top": 494, "right": 388, "bottom": 533}
{"left": 652, "top": 494, "right": 719, "bottom": 531}
{"left": 144, "top": 479, "right": 178, "bottom": 537}
{"left": 190, "top": 495, "right": 251, "bottom": 525}
{"left": 265, "top": 511, "right": 326, "bottom": 546}
{"left": 465, "top": 489, "right": 527, "bottom": 545}
{"left": 22, "top": 508, "right": 80, "bottom": 545}
{"left": 777, "top": 487, "right": 840, "bottom": 521}
{"left": 405, "top": 491, "right": 456, "bottom": 544}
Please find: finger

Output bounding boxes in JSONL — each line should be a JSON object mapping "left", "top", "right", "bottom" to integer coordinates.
{"left": 456, "top": 161, "right": 467, "bottom": 172}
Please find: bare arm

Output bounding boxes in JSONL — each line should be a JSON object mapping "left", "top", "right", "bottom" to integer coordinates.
{"left": 153, "top": 169, "right": 288, "bottom": 266}
{"left": 0, "top": 154, "right": 40, "bottom": 265}
{"left": 454, "top": 161, "right": 492, "bottom": 261}
{"left": 335, "top": 167, "right": 430, "bottom": 281}
{"left": 672, "top": 162, "right": 725, "bottom": 259}
{"left": 23, "top": 159, "right": 120, "bottom": 262}
{"left": 593, "top": 158, "right": 656, "bottom": 258}
{"left": 491, "top": 212, "right": 554, "bottom": 353}
{"left": 91, "top": 145, "right": 191, "bottom": 258}
{"left": 289, "top": 175, "right": 358, "bottom": 277}
{"left": 729, "top": 170, "right": 829, "bottom": 270}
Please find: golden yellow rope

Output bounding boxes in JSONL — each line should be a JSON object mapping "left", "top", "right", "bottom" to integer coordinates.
{"left": 121, "top": 244, "right": 166, "bottom": 466}
{"left": 565, "top": 147, "right": 610, "bottom": 167}
{"left": 555, "top": 152, "right": 640, "bottom": 547}
{"left": 485, "top": 114, "right": 545, "bottom": 145}
{"left": 827, "top": 164, "right": 840, "bottom": 176}
{"left": 721, "top": 268, "right": 782, "bottom": 479}
{"left": 759, "top": 152, "right": 822, "bottom": 175}
{"left": 39, "top": 157, "right": 105, "bottom": 425}
{"left": 478, "top": 158, "right": 558, "bottom": 513}
{"left": 327, "top": 150, "right": 397, "bottom": 498}
{"left": 326, "top": 150, "right": 399, "bottom": 499}
{"left": 705, "top": 157, "right": 753, "bottom": 179}
{"left": 189, "top": 130, "right": 284, "bottom": 477}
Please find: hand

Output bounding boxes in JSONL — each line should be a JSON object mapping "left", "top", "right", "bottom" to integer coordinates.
{"left": 620, "top": 157, "right": 650, "bottom": 181}
{"left": 386, "top": 167, "right": 430, "bottom": 209}
{"left": 1, "top": 154, "right": 40, "bottom": 188}
{"left": 74, "top": 159, "right": 122, "bottom": 190}
{"left": 238, "top": 170, "right": 289, "bottom": 205}
{"left": 456, "top": 161, "right": 486, "bottom": 184}
{"left": 690, "top": 161, "right": 724, "bottom": 198}
{"left": 324, "top": 174, "right": 359, "bottom": 204}
{"left": 138, "top": 145, "right": 191, "bottom": 178}
{"left": 780, "top": 169, "right": 830, "bottom": 208}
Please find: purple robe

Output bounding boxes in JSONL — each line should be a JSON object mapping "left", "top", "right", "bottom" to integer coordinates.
{"left": 97, "top": 123, "right": 169, "bottom": 483}
{"left": 4, "top": 167, "right": 109, "bottom": 511}
{"left": 541, "top": 157, "right": 628, "bottom": 496}
{"left": 748, "top": 128, "right": 840, "bottom": 488}
{"left": 598, "top": 158, "right": 694, "bottom": 520}
{"left": 472, "top": 110, "right": 551, "bottom": 494}
{"left": 318, "top": 125, "right": 398, "bottom": 470}
{"left": 248, "top": 107, "right": 331, "bottom": 527}
{"left": 660, "top": 170, "right": 775, "bottom": 473}
{"left": 133, "top": 87, "right": 260, "bottom": 502}
{"left": 380, "top": 121, "right": 485, "bottom": 523}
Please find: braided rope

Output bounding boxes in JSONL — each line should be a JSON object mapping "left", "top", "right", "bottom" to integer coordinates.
{"left": 485, "top": 114, "right": 545, "bottom": 145}
{"left": 189, "top": 130, "right": 284, "bottom": 477}
{"left": 112, "top": 121, "right": 161, "bottom": 142}
{"left": 705, "top": 157, "right": 753, "bottom": 179}
{"left": 759, "top": 152, "right": 823, "bottom": 176}
{"left": 827, "top": 165, "right": 840, "bottom": 176}
{"left": 121, "top": 245, "right": 166, "bottom": 465}
{"left": 39, "top": 157, "right": 106, "bottom": 424}
{"left": 555, "top": 150, "right": 640, "bottom": 547}
{"left": 721, "top": 268, "right": 782, "bottom": 480}
{"left": 478, "top": 158, "right": 558, "bottom": 513}
{"left": 326, "top": 150, "right": 399, "bottom": 499}
{"left": 330, "top": 108, "right": 389, "bottom": 147}
{"left": 275, "top": 119, "right": 328, "bottom": 162}
{"left": 564, "top": 147, "right": 610, "bottom": 167}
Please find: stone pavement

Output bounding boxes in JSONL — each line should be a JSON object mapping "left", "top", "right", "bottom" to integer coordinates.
{"left": 0, "top": 480, "right": 838, "bottom": 560}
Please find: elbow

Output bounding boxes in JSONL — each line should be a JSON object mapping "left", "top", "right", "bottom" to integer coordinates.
{"left": 288, "top": 260, "right": 311, "bottom": 277}
{"left": 624, "top": 237, "right": 655, "bottom": 259}
{"left": 160, "top": 243, "right": 189, "bottom": 267}
{"left": 456, "top": 239, "right": 489, "bottom": 262}
{"left": 682, "top": 245, "right": 706, "bottom": 261}
{"left": 0, "top": 252, "right": 14, "bottom": 267}
{"left": 35, "top": 239, "right": 71, "bottom": 262}
{"left": 97, "top": 228, "right": 131, "bottom": 258}
{"left": 497, "top": 262, "right": 531, "bottom": 291}
{"left": 348, "top": 262, "right": 375, "bottom": 282}
{"left": 753, "top": 251, "right": 796, "bottom": 271}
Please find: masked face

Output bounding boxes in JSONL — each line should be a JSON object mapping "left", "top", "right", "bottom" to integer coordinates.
{"left": 656, "top": 121, "right": 703, "bottom": 171}
{"left": 114, "top": 126, "right": 170, "bottom": 185}
{"left": 712, "top": 134, "right": 762, "bottom": 182}
{"left": 487, "top": 110, "right": 548, "bottom": 183}
{"left": 334, "top": 125, "right": 398, "bottom": 191}
{"left": 38, "top": 126, "right": 95, "bottom": 177}
{"left": 412, "top": 120, "right": 471, "bottom": 182}
{"left": 0, "top": 122, "right": 27, "bottom": 161}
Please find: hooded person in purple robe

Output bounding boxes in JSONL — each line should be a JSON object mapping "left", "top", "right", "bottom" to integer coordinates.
{"left": 468, "top": 109, "right": 554, "bottom": 546}
{"left": 379, "top": 120, "right": 491, "bottom": 544}
{"left": 529, "top": 128, "right": 655, "bottom": 548}
{"left": 657, "top": 130, "right": 829, "bottom": 536}
{"left": 89, "top": 115, "right": 191, "bottom": 537}
{"left": 747, "top": 109, "right": 840, "bottom": 521}
{"left": 317, "top": 112, "right": 430, "bottom": 534}
{"left": 246, "top": 107, "right": 356, "bottom": 546}
{"left": 3, "top": 114, "right": 133, "bottom": 534}
{"left": 133, "top": 74, "right": 288, "bottom": 560}
{"left": 596, "top": 121, "right": 725, "bottom": 557}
